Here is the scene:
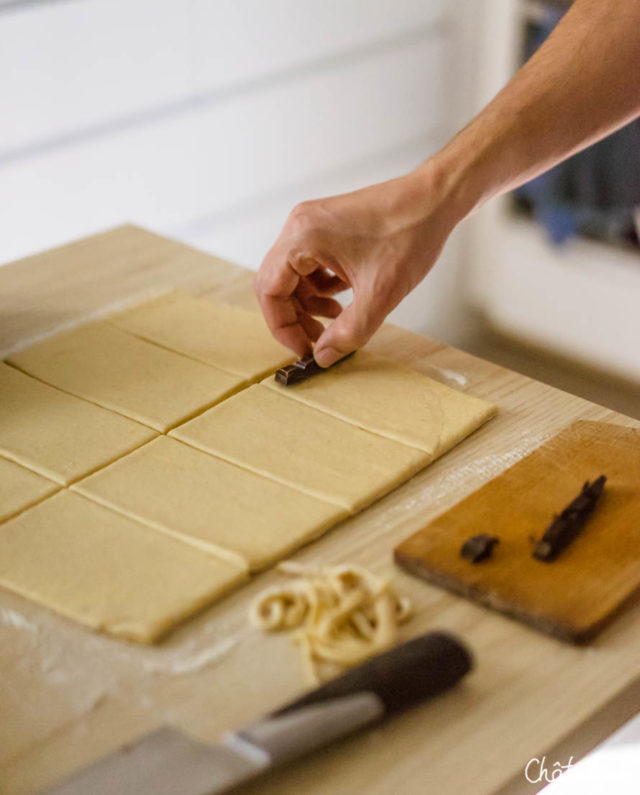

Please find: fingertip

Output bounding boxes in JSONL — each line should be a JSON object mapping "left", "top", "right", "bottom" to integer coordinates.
{"left": 314, "top": 346, "right": 344, "bottom": 368}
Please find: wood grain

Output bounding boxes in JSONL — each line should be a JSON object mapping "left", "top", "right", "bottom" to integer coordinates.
{"left": 0, "top": 226, "right": 639, "bottom": 795}
{"left": 0, "top": 224, "right": 244, "bottom": 357}
{"left": 395, "top": 420, "right": 640, "bottom": 642}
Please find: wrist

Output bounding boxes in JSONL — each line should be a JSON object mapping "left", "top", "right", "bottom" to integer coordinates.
{"left": 410, "top": 148, "right": 483, "bottom": 229}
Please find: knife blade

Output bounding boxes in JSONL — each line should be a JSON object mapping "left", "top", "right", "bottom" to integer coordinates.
{"left": 40, "top": 631, "right": 472, "bottom": 795}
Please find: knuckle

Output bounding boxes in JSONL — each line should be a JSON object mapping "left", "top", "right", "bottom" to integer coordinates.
{"left": 287, "top": 201, "right": 319, "bottom": 232}
{"left": 289, "top": 200, "right": 312, "bottom": 217}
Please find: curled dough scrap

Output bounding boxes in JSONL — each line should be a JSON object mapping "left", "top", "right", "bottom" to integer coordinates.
{"left": 250, "top": 562, "right": 412, "bottom": 682}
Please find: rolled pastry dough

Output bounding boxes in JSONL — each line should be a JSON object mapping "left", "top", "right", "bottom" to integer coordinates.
{"left": 109, "top": 291, "right": 294, "bottom": 380}
{"left": 265, "top": 350, "right": 497, "bottom": 455}
{"left": 0, "top": 457, "right": 58, "bottom": 522}
{"left": 0, "top": 491, "right": 247, "bottom": 643}
{"left": 0, "top": 363, "right": 155, "bottom": 485}
{"left": 8, "top": 322, "right": 245, "bottom": 432}
{"left": 74, "top": 436, "right": 347, "bottom": 571}
{"left": 171, "top": 385, "right": 431, "bottom": 511}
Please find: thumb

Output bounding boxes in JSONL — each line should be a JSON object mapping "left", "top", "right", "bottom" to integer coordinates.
{"left": 313, "top": 297, "right": 375, "bottom": 367}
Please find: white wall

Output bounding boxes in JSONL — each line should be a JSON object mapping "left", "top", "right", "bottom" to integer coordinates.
{"left": 0, "top": 0, "right": 479, "bottom": 343}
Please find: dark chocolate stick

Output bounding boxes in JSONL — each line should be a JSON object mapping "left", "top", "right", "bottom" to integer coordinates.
{"left": 532, "top": 475, "right": 607, "bottom": 562}
{"left": 275, "top": 351, "right": 354, "bottom": 386}
{"left": 275, "top": 356, "right": 322, "bottom": 385}
{"left": 460, "top": 533, "right": 500, "bottom": 563}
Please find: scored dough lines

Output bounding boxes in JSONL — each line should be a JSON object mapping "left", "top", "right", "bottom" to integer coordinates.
{"left": 0, "top": 292, "right": 497, "bottom": 642}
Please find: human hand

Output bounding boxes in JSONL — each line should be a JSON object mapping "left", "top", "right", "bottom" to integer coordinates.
{"left": 254, "top": 159, "right": 464, "bottom": 367}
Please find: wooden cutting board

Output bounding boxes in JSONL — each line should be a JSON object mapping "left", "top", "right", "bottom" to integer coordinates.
{"left": 394, "top": 420, "right": 640, "bottom": 643}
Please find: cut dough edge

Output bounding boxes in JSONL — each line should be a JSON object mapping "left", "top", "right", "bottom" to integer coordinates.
{"left": 170, "top": 386, "right": 432, "bottom": 512}
{"left": 171, "top": 432, "right": 427, "bottom": 512}
{"left": 263, "top": 353, "right": 497, "bottom": 456}
{"left": 107, "top": 290, "right": 295, "bottom": 381}
{"left": 0, "top": 491, "right": 248, "bottom": 644}
{"left": 0, "top": 456, "right": 60, "bottom": 523}
{"left": 0, "top": 361, "right": 158, "bottom": 484}
{"left": 68, "top": 484, "right": 250, "bottom": 572}
{"left": 6, "top": 321, "right": 249, "bottom": 433}
{"left": 72, "top": 478, "right": 347, "bottom": 573}
{"left": 71, "top": 435, "right": 347, "bottom": 573}
{"left": 0, "top": 432, "right": 158, "bottom": 488}
{"left": 1, "top": 321, "right": 496, "bottom": 642}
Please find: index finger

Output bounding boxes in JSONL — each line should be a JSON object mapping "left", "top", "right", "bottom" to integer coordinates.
{"left": 255, "top": 248, "right": 315, "bottom": 357}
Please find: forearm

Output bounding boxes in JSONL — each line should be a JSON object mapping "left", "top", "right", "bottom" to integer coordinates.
{"left": 427, "top": 0, "right": 640, "bottom": 220}
{"left": 256, "top": 0, "right": 640, "bottom": 361}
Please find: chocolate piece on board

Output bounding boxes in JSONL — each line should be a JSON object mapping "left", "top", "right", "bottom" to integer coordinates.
{"left": 532, "top": 475, "right": 607, "bottom": 562}
{"left": 460, "top": 533, "right": 500, "bottom": 563}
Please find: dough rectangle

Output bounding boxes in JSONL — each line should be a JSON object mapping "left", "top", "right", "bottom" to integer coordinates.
{"left": 108, "top": 291, "right": 294, "bottom": 380}
{"left": 0, "top": 491, "right": 247, "bottom": 643}
{"left": 7, "top": 322, "right": 246, "bottom": 433}
{"left": 0, "top": 457, "right": 59, "bottom": 523}
{"left": 264, "top": 351, "right": 497, "bottom": 455}
{"left": 74, "top": 436, "right": 348, "bottom": 571}
{"left": 171, "top": 385, "right": 431, "bottom": 511}
{"left": 0, "top": 363, "right": 156, "bottom": 485}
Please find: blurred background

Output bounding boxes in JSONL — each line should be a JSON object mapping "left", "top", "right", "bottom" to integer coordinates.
{"left": 0, "top": 0, "right": 638, "bottom": 424}
{"left": 0, "top": 0, "right": 638, "bottom": 788}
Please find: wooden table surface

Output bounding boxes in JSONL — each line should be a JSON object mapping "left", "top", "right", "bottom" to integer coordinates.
{"left": 1, "top": 225, "right": 638, "bottom": 795}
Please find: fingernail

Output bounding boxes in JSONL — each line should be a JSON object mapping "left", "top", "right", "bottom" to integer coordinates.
{"left": 314, "top": 347, "right": 341, "bottom": 368}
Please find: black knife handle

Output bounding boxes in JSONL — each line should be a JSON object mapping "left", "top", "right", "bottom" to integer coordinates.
{"left": 272, "top": 631, "right": 473, "bottom": 719}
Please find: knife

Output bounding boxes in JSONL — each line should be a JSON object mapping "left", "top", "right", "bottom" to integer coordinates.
{"left": 41, "top": 631, "right": 472, "bottom": 795}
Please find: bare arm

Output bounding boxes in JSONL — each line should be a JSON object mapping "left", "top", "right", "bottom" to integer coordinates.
{"left": 443, "top": 0, "right": 640, "bottom": 214}
{"left": 256, "top": 0, "right": 640, "bottom": 366}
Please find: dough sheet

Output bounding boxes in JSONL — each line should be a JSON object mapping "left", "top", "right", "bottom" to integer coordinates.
{"left": 8, "top": 321, "right": 245, "bottom": 432}
{"left": 2, "top": 295, "right": 497, "bottom": 644}
{"left": 0, "top": 457, "right": 58, "bottom": 522}
{"left": 0, "top": 491, "right": 247, "bottom": 643}
{"left": 265, "top": 350, "right": 497, "bottom": 454}
{"left": 171, "top": 384, "right": 431, "bottom": 511}
{"left": 109, "top": 291, "right": 294, "bottom": 380}
{"left": 0, "top": 362, "right": 156, "bottom": 484}
{"left": 74, "top": 436, "right": 347, "bottom": 571}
